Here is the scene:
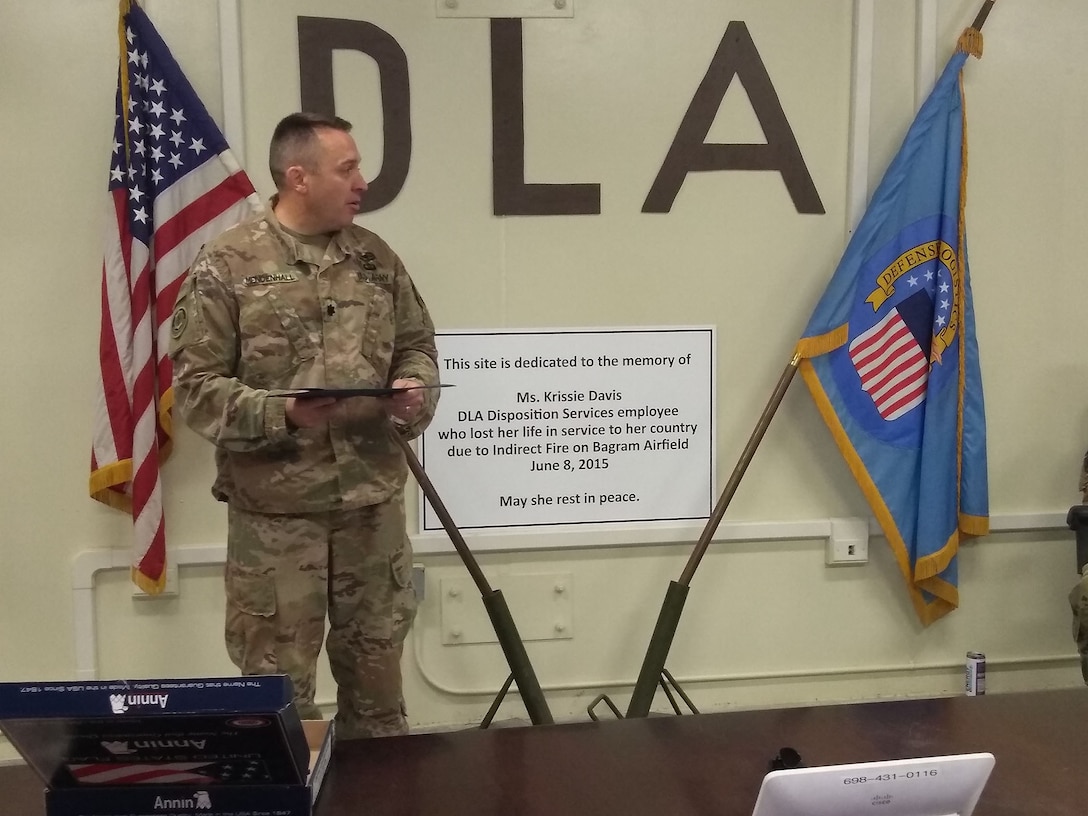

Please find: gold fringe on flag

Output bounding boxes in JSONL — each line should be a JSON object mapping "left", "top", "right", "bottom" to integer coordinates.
{"left": 957, "top": 27, "right": 984, "bottom": 59}
{"left": 795, "top": 325, "right": 848, "bottom": 359}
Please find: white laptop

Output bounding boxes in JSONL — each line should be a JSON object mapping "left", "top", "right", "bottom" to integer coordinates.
{"left": 751, "top": 752, "right": 995, "bottom": 816}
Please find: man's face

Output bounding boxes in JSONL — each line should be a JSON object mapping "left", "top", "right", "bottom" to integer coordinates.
{"left": 301, "top": 127, "right": 368, "bottom": 232}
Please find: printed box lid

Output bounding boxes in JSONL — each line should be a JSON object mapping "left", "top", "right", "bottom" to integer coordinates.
{"left": 0, "top": 676, "right": 310, "bottom": 789}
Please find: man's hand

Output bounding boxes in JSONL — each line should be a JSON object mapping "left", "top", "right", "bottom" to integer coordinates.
{"left": 387, "top": 378, "right": 425, "bottom": 424}
{"left": 285, "top": 396, "right": 338, "bottom": 429}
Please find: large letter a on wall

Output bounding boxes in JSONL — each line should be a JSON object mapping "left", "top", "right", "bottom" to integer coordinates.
{"left": 642, "top": 21, "right": 824, "bottom": 215}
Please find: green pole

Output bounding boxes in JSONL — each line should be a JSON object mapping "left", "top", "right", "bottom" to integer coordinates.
{"left": 392, "top": 430, "right": 554, "bottom": 725}
{"left": 625, "top": 582, "right": 689, "bottom": 718}
{"left": 625, "top": 358, "right": 799, "bottom": 717}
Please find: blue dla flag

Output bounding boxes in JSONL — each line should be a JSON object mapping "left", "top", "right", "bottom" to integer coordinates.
{"left": 796, "top": 31, "right": 988, "bottom": 626}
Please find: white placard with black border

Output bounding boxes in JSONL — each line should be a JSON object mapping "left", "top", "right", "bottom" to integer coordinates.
{"left": 417, "top": 327, "right": 715, "bottom": 536}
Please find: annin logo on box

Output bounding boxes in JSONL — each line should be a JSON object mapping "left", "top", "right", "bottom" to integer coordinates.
{"left": 102, "top": 738, "right": 208, "bottom": 754}
{"left": 102, "top": 740, "right": 137, "bottom": 755}
{"left": 154, "top": 790, "right": 212, "bottom": 811}
{"left": 109, "top": 691, "right": 169, "bottom": 713}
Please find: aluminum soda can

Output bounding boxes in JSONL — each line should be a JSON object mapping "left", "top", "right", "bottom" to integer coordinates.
{"left": 965, "top": 651, "right": 986, "bottom": 696}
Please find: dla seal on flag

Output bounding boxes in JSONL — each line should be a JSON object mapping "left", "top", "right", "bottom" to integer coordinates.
{"left": 795, "top": 28, "right": 989, "bottom": 625}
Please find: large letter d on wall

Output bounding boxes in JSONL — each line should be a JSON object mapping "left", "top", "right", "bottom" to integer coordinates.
{"left": 298, "top": 17, "right": 411, "bottom": 212}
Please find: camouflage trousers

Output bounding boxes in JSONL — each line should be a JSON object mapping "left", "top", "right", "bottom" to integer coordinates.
{"left": 1071, "top": 574, "right": 1088, "bottom": 685}
{"left": 225, "top": 495, "right": 418, "bottom": 738}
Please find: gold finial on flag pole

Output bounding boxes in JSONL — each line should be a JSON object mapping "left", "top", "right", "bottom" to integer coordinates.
{"left": 959, "top": 0, "right": 994, "bottom": 59}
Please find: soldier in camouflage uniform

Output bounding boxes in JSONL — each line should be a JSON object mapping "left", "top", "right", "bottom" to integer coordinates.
{"left": 1073, "top": 453, "right": 1088, "bottom": 683}
{"left": 1080, "top": 450, "right": 1088, "bottom": 505}
{"left": 168, "top": 112, "right": 440, "bottom": 737}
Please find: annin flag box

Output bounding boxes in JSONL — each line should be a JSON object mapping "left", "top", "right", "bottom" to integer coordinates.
{"left": 0, "top": 675, "right": 333, "bottom": 816}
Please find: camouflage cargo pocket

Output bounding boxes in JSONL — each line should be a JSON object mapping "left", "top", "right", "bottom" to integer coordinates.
{"left": 389, "top": 541, "right": 417, "bottom": 643}
{"left": 358, "top": 282, "right": 394, "bottom": 374}
{"left": 224, "top": 562, "right": 277, "bottom": 674}
{"left": 238, "top": 289, "right": 318, "bottom": 387}
{"left": 1070, "top": 578, "right": 1088, "bottom": 654}
{"left": 225, "top": 561, "right": 276, "bottom": 616}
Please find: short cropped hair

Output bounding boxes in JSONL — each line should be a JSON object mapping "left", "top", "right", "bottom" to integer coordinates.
{"left": 268, "top": 112, "right": 354, "bottom": 189}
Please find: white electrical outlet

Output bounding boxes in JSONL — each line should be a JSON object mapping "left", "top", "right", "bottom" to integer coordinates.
{"left": 826, "top": 518, "right": 869, "bottom": 566}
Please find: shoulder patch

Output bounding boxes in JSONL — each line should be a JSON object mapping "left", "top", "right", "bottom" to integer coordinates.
{"left": 170, "top": 306, "right": 189, "bottom": 340}
{"left": 167, "top": 274, "right": 209, "bottom": 354}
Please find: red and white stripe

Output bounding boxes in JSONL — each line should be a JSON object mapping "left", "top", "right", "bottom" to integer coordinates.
{"left": 69, "top": 762, "right": 214, "bottom": 785}
{"left": 848, "top": 308, "right": 930, "bottom": 421}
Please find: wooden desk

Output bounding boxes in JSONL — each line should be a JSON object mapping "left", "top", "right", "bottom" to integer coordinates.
{"left": 2, "top": 688, "right": 1085, "bottom": 815}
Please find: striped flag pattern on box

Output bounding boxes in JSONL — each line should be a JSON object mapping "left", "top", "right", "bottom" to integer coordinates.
{"left": 70, "top": 762, "right": 216, "bottom": 785}
{"left": 69, "top": 758, "right": 268, "bottom": 785}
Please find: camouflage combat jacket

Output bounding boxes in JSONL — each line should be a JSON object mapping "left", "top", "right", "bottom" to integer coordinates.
{"left": 168, "top": 207, "right": 440, "bottom": 514}
{"left": 1081, "top": 449, "right": 1088, "bottom": 501}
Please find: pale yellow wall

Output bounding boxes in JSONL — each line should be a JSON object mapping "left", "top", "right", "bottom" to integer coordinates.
{"left": 1, "top": 0, "right": 1085, "bottom": 759}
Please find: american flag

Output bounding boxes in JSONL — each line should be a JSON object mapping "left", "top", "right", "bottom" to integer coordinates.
{"left": 69, "top": 759, "right": 268, "bottom": 785}
{"left": 849, "top": 308, "right": 929, "bottom": 421}
{"left": 848, "top": 289, "right": 936, "bottom": 422}
{"left": 71, "top": 762, "right": 216, "bottom": 785}
{"left": 89, "top": 0, "right": 259, "bottom": 593}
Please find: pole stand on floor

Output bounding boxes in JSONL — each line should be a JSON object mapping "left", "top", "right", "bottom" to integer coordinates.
{"left": 591, "top": 358, "right": 800, "bottom": 721}
{"left": 392, "top": 430, "right": 554, "bottom": 726}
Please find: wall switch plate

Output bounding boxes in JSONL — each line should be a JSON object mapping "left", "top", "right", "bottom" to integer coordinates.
{"left": 826, "top": 517, "right": 869, "bottom": 566}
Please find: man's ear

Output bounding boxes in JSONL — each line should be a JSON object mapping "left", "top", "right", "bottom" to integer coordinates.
{"left": 284, "top": 164, "right": 308, "bottom": 193}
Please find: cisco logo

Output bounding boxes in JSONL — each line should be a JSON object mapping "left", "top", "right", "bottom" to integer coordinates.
{"left": 154, "top": 791, "right": 211, "bottom": 810}
{"left": 109, "top": 692, "right": 169, "bottom": 713}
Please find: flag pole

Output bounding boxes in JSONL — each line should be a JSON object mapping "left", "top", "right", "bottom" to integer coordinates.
{"left": 678, "top": 356, "right": 801, "bottom": 585}
{"left": 971, "top": 1, "right": 995, "bottom": 32}
{"left": 619, "top": 0, "right": 996, "bottom": 719}
{"left": 623, "top": 356, "right": 799, "bottom": 718}
{"left": 390, "top": 431, "right": 555, "bottom": 726}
